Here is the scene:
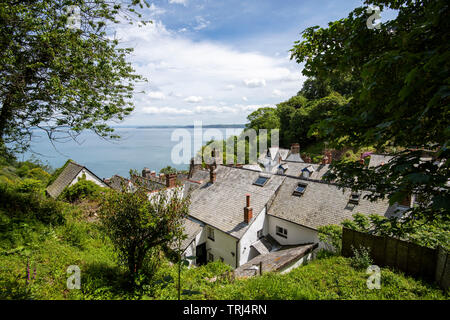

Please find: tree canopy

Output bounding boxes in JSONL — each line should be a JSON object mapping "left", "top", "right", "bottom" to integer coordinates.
{"left": 290, "top": 0, "right": 449, "bottom": 224}
{"left": 0, "top": 0, "right": 149, "bottom": 154}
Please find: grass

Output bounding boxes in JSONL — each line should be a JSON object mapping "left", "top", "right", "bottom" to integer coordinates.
{"left": 206, "top": 255, "right": 448, "bottom": 300}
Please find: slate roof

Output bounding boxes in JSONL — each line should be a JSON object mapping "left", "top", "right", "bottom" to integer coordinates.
{"left": 234, "top": 243, "right": 318, "bottom": 278}
{"left": 369, "top": 154, "right": 394, "bottom": 167}
{"left": 180, "top": 218, "right": 203, "bottom": 250}
{"left": 285, "top": 152, "right": 304, "bottom": 162}
{"left": 251, "top": 234, "right": 281, "bottom": 255}
{"left": 283, "top": 162, "right": 330, "bottom": 180}
{"left": 267, "top": 176, "right": 398, "bottom": 230}
{"left": 46, "top": 161, "right": 107, "bottom": 198}
{"left": 188, "top": 165, "right": 285, "bottom": 239}
{"left": 107, "top": 175, "right": 130, "bottom": 192}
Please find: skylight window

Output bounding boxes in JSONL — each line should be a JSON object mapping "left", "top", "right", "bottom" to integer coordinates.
{"left": 349, "top": 192, "right": 361, "bottom": 204}
{"left": 254, "top": 176, "right": 269, "bottom": 187}
{"left": 293, "top": 183, "right": 307, "bottom": 196}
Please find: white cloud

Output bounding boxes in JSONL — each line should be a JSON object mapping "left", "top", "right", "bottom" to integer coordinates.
{"left": 149, "top": 3, "right": 166, "bottom": 16}
{"left": 113, "top": 20, "right": 302, "bottom": 124}
{"left": 168, "top": 0, "right": 187, "bottom": 5}
{"left": 242, "top": 96, "right": 248, "bottom": 102}
{"left": 243, "top": 78, "right": 266, "bottom": 88}
{"left": 148, "top": 91, "right": 166, "bottom": 100}
{"left": 272, "top": 89, "right": 283, "bottom": 97}
{"left": 194, "top": 16, "right": 210, "bottom": 31}
{"left": 142, "top": 106, "right": 193, "bottom": 115}
{"left": 184, "top": 96, "right": 203, "bottom": 103}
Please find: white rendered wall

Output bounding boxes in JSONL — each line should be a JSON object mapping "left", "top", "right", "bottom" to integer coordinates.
{"left": 205, "top": 225, "right": 238, "bottom": 268}
{"left": 268, "top": 215, "right": 318, "bottom": 245}
{"left": 239, "top": 207, "right": 267, "bottom": 266}
{"left": 71, "top": 169, "right": 108, "bottom": 187}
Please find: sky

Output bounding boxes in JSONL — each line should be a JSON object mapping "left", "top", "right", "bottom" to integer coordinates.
{"left": 113, "top": 0, "right": 395, "bottom": 126}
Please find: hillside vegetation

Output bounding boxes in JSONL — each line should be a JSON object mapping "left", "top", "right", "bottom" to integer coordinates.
{"left": 0, "top": 157, "right": 447, "bottom": 300}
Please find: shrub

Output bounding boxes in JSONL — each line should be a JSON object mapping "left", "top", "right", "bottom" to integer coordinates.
{"left": 14, "top": 178, "right": 43, "bottom": 194}
{"left": 99, "top": 187, "right": 190, "bottom": 281}
{"left": 0, "top": 183, "right": 64, "bottom": 225}
{"left": 61, "top": 177, "right": 104, "bottom": 202}
{"left": 349, "top": 245, "right": 373, "bottom": 270}
{"left": 317, "top": 224, "right": 342, "bottom": 254}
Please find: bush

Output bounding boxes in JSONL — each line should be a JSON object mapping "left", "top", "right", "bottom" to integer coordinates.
{"left": 317, "top": 224, "right": 342, "bottom": 254}
{"left": 349, "top": 245, "right": 373, "bottom": 270}
{"left": 61, "top": 177, "right": 104, "bottom": 202}
{"left": 14, "top": 178, "right": 43, "bottom": 194}
{"left": 0, "top": 183, "right": 64, "bottom": 225}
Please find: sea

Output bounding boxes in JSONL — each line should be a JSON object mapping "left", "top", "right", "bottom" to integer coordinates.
{"left": 20, "top": 126, "right": 244, "bottom": 179}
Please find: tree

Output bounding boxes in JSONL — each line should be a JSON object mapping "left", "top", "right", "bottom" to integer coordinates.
{"left": 245, "top": 107, "right": 280, "bottom": 132}
{"left": 0, "top": 0, "right": 149, "bottom": 153}
{"left": 99, "top": 186, "right": 190, "bottom": 282}
{"left": 291, "top": 0, "right": 449, "bottom": 224}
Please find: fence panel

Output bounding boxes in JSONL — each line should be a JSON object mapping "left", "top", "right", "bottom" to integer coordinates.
{"left": 341, "top": 228, "right": 448, "bottom": 290}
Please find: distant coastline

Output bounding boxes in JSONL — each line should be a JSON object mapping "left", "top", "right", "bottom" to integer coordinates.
{"left": 112, "top": 124, "right": 246, "bottom": 129}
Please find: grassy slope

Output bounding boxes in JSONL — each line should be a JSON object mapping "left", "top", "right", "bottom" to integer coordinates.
{"left": 207, "top": 256, "right": 448, "bottom": 300}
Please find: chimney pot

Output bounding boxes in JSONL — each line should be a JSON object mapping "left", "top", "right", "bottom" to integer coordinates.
{"left": 246, "top": 194, "right": 250, "bottom": 207}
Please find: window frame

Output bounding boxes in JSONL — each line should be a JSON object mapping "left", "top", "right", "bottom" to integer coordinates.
{"left": 207, "top": 226, "right": 215, "bottom": 241}
{"left": 253, "top": 176, "right": 269, "bottom": 187}
{"left": 293, "top": 183, "right": 307, "bottom": 196}
{"left": 276, "top": 226, "right": 288, "bottom": 238}
{"left": 208, "top": 252, "right": 214, "bottom": 262}
{"left": 257, "top": 229, "right": 264, "bottom": 239}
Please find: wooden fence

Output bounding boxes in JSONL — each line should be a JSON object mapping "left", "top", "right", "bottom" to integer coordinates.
{"left": 342, "top": 228, "right": 449, "bottom": 290}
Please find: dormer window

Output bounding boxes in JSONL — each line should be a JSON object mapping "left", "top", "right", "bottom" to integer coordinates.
{"left": 293, "top": 183, "right": 307, "bottom": 196}
{"left": 254, "top": 176, "right": 269, "bottom": 187}
{"left": 349, "top": 192, "right": 361, "bottom": 204}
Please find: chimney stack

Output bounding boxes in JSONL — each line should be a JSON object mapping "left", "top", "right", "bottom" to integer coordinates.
{"left": 291, "top": 143, "right": 300, "bottom": 154}
{"left": 209, "top": 164, "right": 217, "bottom": 183}
{"left": 142, "top": 168, "right": 151, "bottom": 178}
{"left": 166, "top": 173, "right": 177, "bottom": 188}
{"left": 244, "top": 194, "right": 253, "bottom": 224}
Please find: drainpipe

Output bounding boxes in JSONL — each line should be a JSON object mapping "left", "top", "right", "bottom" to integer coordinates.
{"left": 235, "top": 240, "right": 239, "bottom": 268}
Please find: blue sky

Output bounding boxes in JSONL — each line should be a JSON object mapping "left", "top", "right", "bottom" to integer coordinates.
{"left": 116, "top": 0, "right": 395, "bottom": 126}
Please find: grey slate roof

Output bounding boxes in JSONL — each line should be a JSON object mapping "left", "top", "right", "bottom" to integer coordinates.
{"left": 369, "top": 154, "right": 394, "bottom": 167}
{"left": 285, "top": 152, "right": 304, "bottom": 163}
{"left": 108, "top": 175, "right": 130, "bottom": 192}
{"left": 188, "top": 165, "right": 285, "bottom": 239}
{"left": 46, "top": 161, "right": 84, "bottom": 198}
{"left": 267, "top": 176, "right": 398, "bottom": 230}
{"left": 180, "top": 218, "right": 203, "bottom": 250}
{"left": 46, "top": 161, "right": 107, "bottom": 198}
{"left": 283, "top": 162, "right": 330, "bottom": 180}
{"left": 234, "top": 243, "right": 318, "bottom": 278}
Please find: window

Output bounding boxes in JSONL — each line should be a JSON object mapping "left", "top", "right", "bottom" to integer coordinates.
{"left": 349, "top": 192, "right": 361, "bottom": 204}
{"left": 208, "top": 252, "right": 214, "bottom": 262}
{"left": 276, "top": 226, "right": 288, "bottom": 238}
{"left": 257, "top": 229, "right": 264, "bottom": 239}
{"left": 254, "top": 176, "right": 269, "bottom": 187}
{"left": 207, "top": 227, "right": 215, "bottom": 241}
{"left": 293, "top": 183, "right": 307, "bottom": 196}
